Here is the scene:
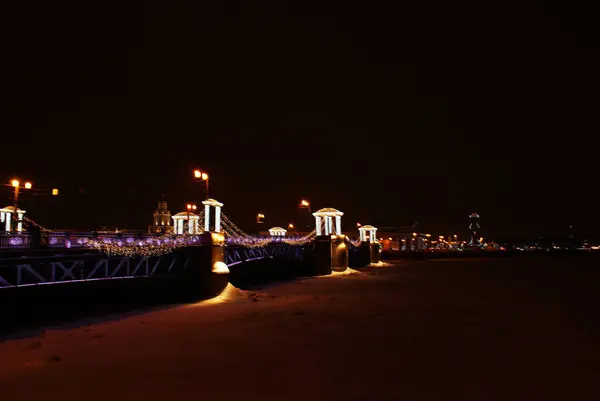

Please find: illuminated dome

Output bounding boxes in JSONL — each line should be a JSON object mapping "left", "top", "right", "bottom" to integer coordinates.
{"left": 172, "top": 211, "right": 201, "bottom": 235}
{"left": 173, "top": 212, "right": 199, "bottom": 218}
{"left": 268, "top": 226, "right": 287, "bottom": 236}
{"left": 313, "top": 207, "right": 343, "bottom": 217}
{"left": 359, "top": 224, "right": 376, "bottom": 230}
{"left": 1, "top": 205, "right": 27, "bottom": 233}
{"left": 202, "top": 198, "right": 223, "bottom": 207}
{"left": 358, "top": 224, "right": 378, "bottom": 243}
{"left": 1, "top": 206, "right": 25, "bottom": 213}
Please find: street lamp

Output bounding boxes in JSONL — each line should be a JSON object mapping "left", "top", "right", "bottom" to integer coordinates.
{"left": 299, "top": 199, "right": 311, "bottom": 230}
{"left": 299, "top": 199, "right": 311, "bottom": 213}
{"left": 3, "top": 180, "right": 59, "bottom": 229}
{"left": 256, "top": 213, "right": 265, "bottom": 224}
{"left": 193, "top": 169, "right": 209, "bottom": 199}
{"left": 356, "top": 222, "right": 361, "bottom": 227}
{"left": 186, "top": 203, "right": 197, "bottom": 233}
{"left": 9, "top": 179, "right": 33, "bottom": 208}
{"left": 288, "top": 223, "right": 294, "bottom": 229}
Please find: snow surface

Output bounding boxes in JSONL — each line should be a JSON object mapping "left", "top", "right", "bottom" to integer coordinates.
{"left": 1, "top": 258, "right": 599, "bottom": 400}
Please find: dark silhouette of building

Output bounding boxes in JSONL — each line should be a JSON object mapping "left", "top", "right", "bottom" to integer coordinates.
{"left": 468, "top": 213, "right": 481, "bottom": 246}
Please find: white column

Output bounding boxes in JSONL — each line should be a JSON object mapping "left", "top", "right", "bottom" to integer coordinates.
{"left": 204, "top": 204, "right": 211, "bottom": 231}
{"left": 370, "top": 229, "right": 375, "bottom": 243}
{"left": 178, "top": 219, "right": 184, "bottom": 234}
{"left": 215, "top": 206, "right": 221, "bottom": 232}
{"left": 194, "top": 219, "right": 199, "bottom": 234}
{"left": 315, "top": 216, "right": 322, "bottom": 236}
{"left": 1, "top": 211, "right": 4, "bottom": 223}
{"left": 188, "top": 218, "right": 193, "bottom": 234}
{"left": 6, "top": 212, "right": 12, "bottom": 232}
{"left": 335, "top": 215, "right": 342, "bottom": 235}
{"left": 327, "top": 216, "right": 333, "bottom": 235}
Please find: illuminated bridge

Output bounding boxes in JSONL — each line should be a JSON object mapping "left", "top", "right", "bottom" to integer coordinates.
{"left": 0, "top": 200, "right": 380, "bottom": 292}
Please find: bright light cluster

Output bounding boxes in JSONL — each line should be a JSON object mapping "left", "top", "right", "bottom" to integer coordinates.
{"left": 220, "top": 212, "right": 316, "bottom": 248}
{"left": 86, "top": 234, "right": 202, "bottom": 258}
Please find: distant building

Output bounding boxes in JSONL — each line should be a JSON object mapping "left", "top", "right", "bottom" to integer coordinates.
{"left": 148, "top": 200, "right": 173, "bottom": 233}
{"left": 347, "top": 223, "right": 426, "bottom": 251}
{"left": 268, "top": 227, "right": 287, "bottom": 236}
{"left": 468, "top": 212, "right": 481, "bottom": 246}
{"left": 376, "top": 223, "right": 426, "bottom": 251}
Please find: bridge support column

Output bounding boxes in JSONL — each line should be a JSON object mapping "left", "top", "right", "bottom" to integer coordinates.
{"left": 369, "top": 242, "right": 381, "bottom": 264}
{"left": 204, "top": 204, "right": 211, "bottom": 231}
{"left": 311, "top": 234, "right": 349, "bottom": 274}
{"left": 215, "top": 206, "right": 221, "bottom": 232}
{"left": 315, "top": 216, "right": 322, "bottom": 236}
{"left": 202, "top": 199, "right": 224, "bottom": 232}
{"left": 357, "top": 225, "right": 379, "bottom": 265}
{"left": 331, "top": 235, "right": 349, "bottom": 271}
{"left": 179, "top": 231, "right": 228, "bottom": 297}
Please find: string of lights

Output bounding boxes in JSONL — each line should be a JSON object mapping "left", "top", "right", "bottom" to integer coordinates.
{"left": 86, "top": 233, "right": 203, "bottom": 258}
{"left": 348, "top": 238, "right": 362, "bottom": 247}
{"left": 221, "top": 211, "right": 317, "bottom": 248}
{"left": 220, "top": 214, "right": 247, "bottom": 237}
{"left": 15, "top": 211, "right": 316, "bottom": 256}
{"left": 23, "top": 217, "right": 51, "bottom": 232}
{"left": 281, "top": 229, "right": 317, "bottom": 246}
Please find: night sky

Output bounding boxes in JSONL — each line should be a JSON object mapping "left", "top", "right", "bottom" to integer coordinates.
{"left": 2, "top": 1, "right": 597, "bottom": 239}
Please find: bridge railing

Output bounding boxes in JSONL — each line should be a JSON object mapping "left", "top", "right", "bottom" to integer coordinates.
{"left": 0, "top": 232, "right": 169, "bottom": 250}
{"left": 0, "top": 233, "right": 32, "bottom": 249}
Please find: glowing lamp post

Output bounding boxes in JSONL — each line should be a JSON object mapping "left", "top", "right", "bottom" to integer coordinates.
{"left": 193, "top": 169, "right": 210, "bottom": 199}
{"left": 2, "top": 179, "right": 31, "bottom": 232}
{"left": 299, "top": 199, "right": 311, "bottom": 213}
{"left": 186, "top": 203, "right": 197, "bottom": 233}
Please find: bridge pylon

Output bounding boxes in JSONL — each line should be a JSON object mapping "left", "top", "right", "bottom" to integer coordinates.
{"left": 311, "top": 208, "right": 349, "bottom": 272}
{"left": 358, "top": 225, "right": 381, "bottom": 264}
{"left": 202, "top": 198, "right": 224, "bottom": 233}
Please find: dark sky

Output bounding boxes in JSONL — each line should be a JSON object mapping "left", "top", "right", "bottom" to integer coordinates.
{"left": 1, "top": 1, "right": 597, "bottom": 239}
